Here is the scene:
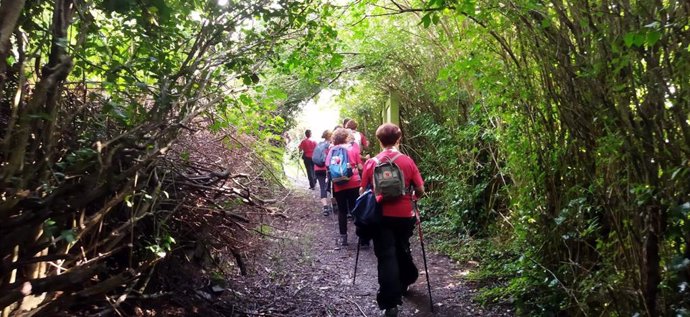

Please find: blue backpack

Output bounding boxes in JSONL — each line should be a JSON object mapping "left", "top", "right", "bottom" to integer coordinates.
{"left": 328, "top": 146, "right": 353, "bottom": 184}
{"left": 312, "top": 141, "right": 329, "bottom": 167}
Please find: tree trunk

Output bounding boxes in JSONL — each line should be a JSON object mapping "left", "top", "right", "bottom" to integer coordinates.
{"left": 0, "top": 0, "right": 26, "bottom": 102}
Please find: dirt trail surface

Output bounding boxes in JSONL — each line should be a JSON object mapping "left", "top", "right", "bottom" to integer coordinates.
{"left": 213, "top": 179, "right": 513, "bottom": 317}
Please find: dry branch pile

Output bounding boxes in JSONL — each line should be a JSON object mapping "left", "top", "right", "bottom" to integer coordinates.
{"left": 0, "top": 1, "right": 308, "bottom": 315}
{"left": 0, "top": 104, "right": 287, "bottom": 316}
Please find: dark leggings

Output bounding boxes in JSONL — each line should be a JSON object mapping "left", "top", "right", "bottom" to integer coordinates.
{"left": 302, "top": 157, "right": 316, "bottom": 188}
{"left": 333, "top": 187, "right": 359, "bottom": 235}
{"left": 372, "top": 216, "right": 418, "bottom": 310}
{"left": 315, "top": 170, "right": 329, "bottom": 199}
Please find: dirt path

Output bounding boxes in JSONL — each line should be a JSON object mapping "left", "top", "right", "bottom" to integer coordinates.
{"left": 219, "top": 179, "right": 513, "bottom": 316}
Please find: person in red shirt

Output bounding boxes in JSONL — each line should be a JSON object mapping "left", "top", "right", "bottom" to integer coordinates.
{"left": 298, "top": 129, "right": 317, "bottom": 190}
{"left": 325, "top": 128, "right": 363, "bottom": 246}
{"left": 359, "top": 123, "right": 425, "bottom": 317}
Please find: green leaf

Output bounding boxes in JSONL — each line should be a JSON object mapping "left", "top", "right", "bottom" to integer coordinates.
{"left": 437, "top": 68, "right": 449, "bottom": 80}
{"left": 164, "top": 235, "right": 176, "bottom": 245}
{"left": 432, "top": 14, "right": 440, "bottom": 25}
{"left": 267, "top": 88, "right": 288, "bottom": 100}
{"left": 125, "top": 195, "right": 134, "bottom": 208}
{"left": 421, "top": 13, "right": 432, "bottom": 28}
{"left": 646, "top": 31, "right": 661, "bottom": 46}
{"left": 43, "top": 219, "right": 58, "bottom": 237}
{"left": 460, "top": 0, "right": 475, "bottom": 13}
{"left": 540, "top": 18, "right": 552, "bottom": 29}
{"left": 242, "top": 75, "right": 253, "bottom": 86}
{"left": 239, "top": 94, "right": 253, "bottom": 105}
{"left": 61, "top": 229, "right": 76, "bottom": 243}
{"left": 329, "top": 53, "right": 344, "bottom": 68}
{"left": 427, "top": 0, "right": 444, "bottom": 8}
{"left": 623, "top": 32, "right": 635, "bottom": 47}
{"left": 633, "top": 33, "right": 646, "bottom": 47}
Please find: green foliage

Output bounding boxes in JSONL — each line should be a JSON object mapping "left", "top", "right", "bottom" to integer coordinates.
{"left": 1, "top": 0, "right": 688, "bottom": 314}
{"left": 146, "top": 234, "right": 176, "bottom": 258}
{"left": 322, "top": 0, "right": 690, "bottom": 315}
{"left": 0, "top": 0, "right": 336, "bottom": 313}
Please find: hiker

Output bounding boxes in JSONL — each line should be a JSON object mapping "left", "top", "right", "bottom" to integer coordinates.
{"left": 326, "top": 128, "right": 363, "bottom": 246}
{"left": 345, "top": 119, "right": 369, "bottom": 150}
{"left": 313, "top": 129, "right": 333, "bottom": 216}
{"left": 298, "top": 129, "right": 317, "bottom": 190}
{"left": 329, "top": 124, "right": 343, "bottom": 213}
{"left": 344, "top": 119, "right": 371, "bottom": 176}
{"left": 359, "top": 123, "right": 425, "bottom": 317}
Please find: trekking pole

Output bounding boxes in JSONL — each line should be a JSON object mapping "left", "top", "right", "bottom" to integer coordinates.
{"left": 352, "top": 238, "right": 361, "bottom": 285}
{"left": 414, "top": 197, "right": 434, "bottom": 312}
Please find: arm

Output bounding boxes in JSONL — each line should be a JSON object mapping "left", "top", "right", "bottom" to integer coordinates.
{"left": 350, "top": 144, "right": 364, "bottom": 170}
{"left": 359, "top": 160, "right": 374, "bottom": 194}
{"left": 325, "top": 147, "right": 333, "bottom": 167}
{"left": 410, "top": 160, "right": 425, "bottom": 198}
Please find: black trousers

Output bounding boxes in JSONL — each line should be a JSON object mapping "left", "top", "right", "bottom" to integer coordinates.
{"left": 372, "top": 216, "right": 419, "bottom": 310}
{"left": 302, "top": 157, "right": 316, "bottom": 188}
{"left": 315, "top": 170, "right": 330, "bottom": 199}
{"left": 333, "top": 187, "right": 359, "bottom": 235}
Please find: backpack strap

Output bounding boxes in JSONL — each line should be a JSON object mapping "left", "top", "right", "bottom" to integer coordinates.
{"left": 388, "top": 153, "right": 403, "bottom": 164}
{"left": 373, "top": 152, "right": 403, "bottom": 165}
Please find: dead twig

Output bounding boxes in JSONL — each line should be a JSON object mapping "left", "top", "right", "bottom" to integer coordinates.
{"left": 347, "top": 299, "right": 368, "bottom": 317}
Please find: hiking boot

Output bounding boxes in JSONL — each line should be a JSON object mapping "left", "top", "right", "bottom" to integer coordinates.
{"left": 359, "top": 240, "right": 370, "bottom": 250}
{"left": 331, "top": 204, "right": 338, "bottom": 214}
{"left": 383, "top": 306, "right": 399, "bottom": 317}
{"left": 339, "top": 234, "right": 348, "bottom": 246}
{"left": 322, "top": 206, "right": 330, "bottom": 216}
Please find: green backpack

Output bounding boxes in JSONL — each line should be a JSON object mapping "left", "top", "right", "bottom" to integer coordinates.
{"left": 372, "top": 153, "right": 406, "bottom": 201}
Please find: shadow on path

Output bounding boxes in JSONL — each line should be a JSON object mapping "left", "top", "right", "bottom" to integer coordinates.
{"left": 222, "top": 176, "right": 513, "bottom": 316}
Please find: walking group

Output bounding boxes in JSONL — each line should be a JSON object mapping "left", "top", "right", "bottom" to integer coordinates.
{"left": 298, "top": 120, "right": 429, "bottom": 316}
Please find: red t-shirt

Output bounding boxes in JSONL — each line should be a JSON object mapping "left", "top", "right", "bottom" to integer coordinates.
{"left": 298, "top": 138, "right": 317, "bottom": 158}
{"left": 360, "top": 149, "right": 424, "bottom": 218}
{"left": 350, "top": 142, "right": 361, "bottom": 158}
{"left": 326, "top": 144, "right": 362, "bottom": 192}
